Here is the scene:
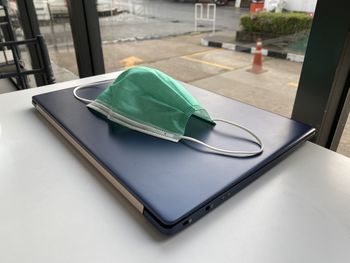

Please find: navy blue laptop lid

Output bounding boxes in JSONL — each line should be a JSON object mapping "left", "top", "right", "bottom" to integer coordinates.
{"left": 32, "top": 81, "right": 314, "bottom": 234}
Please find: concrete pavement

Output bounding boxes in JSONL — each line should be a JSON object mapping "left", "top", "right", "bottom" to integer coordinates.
{"left": 41, "top": 1, "right": 244, "bottom": 48}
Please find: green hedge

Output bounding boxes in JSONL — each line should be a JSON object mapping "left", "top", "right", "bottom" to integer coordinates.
{"left": 240, "top": 12, "right": 313, "bottom": 35}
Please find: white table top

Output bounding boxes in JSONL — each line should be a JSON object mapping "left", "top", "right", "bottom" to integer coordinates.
{"left": 1, "top": 73, "right": 350, "bottom": 263}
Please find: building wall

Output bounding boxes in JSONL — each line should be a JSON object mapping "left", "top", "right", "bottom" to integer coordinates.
{"left": 286, "top": 0, "right": 317, "bottom": 12}
{"left": 264, "top": 0, "right": 318, "bottom": 13}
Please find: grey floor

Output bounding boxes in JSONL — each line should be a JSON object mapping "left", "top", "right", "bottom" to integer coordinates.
{"left": 0, "top": 78, "right": 17, "bottom": 94}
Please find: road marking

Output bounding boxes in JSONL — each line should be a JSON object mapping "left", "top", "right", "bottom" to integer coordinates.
{"left": 181, "top": 55, "right": 235, "bottom": 70}
{"left": 120, "top": 56, "right": 143, "bottom": 68}
{"left": 288, "top": 82, "right": 299, "bottom": 88}
{"left": 187, "top": 49, "right": 222, "bottom": 57}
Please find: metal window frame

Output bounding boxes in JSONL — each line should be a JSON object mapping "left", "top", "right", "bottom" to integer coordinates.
{"left": 66, "top": 0, "right": 105, "bottom": 78}
{"left": 16, "top": 0, "right": 48, "bottom": 87}
{"left": 292, "top": 0, "right": 350, "bottom": 151}
{"left": 0, "top": 35, "right": 55, "bottom": 89}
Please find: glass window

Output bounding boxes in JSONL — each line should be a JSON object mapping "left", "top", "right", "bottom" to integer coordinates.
{"left": 1, "top": 1, "right": 36, "bottom": 89}
{"left": 96, "top": 0, "right": 350, "bottom": 158}
{"left": 98, "top": 0, "right": 315, "bottom": 118}
{"left": 16, "top": 0, "right": 349, "bottom": 157}
{"left": 32, "top": 0, "right": 79, "bottom": 82}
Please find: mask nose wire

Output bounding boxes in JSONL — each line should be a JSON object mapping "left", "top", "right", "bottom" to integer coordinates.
{"left": 180, "top": 118, "right": 264, "bottom": 157}
{"left": 73, "top": 85, "right": 94, "bottom": 104}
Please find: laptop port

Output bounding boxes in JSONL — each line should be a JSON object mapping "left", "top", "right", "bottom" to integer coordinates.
{"left": 182, "top": 218, "right": 192, "bottom": 226}
{"left": 205, "top": 204, "right": 214, "bottom": 211}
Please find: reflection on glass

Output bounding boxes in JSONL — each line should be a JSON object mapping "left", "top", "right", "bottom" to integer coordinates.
{"left": 1, "top": 1, "right": 35, "bottom": 89}
{"left": 33, "top": 0, "right": 78, "bottom": 82}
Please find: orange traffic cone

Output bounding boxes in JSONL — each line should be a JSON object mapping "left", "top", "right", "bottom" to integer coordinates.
{"left": 247, "top": 40, "right": 266, "bottom": 74}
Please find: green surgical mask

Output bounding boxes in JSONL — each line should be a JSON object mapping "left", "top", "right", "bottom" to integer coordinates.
{"left": 74, "top": 66, "right": 263, "bottom": 157}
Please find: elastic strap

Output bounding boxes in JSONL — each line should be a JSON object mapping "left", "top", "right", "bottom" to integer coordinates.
{"left": 180, "top": 118, "right": 263, "bottom": 157}
{"left": 73, "top": 85, "right": 94, "bottom": 104}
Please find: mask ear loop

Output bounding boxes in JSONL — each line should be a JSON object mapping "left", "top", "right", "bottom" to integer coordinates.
{"left": 73, "top": 85, "right": 94, "bottom": 104}
{"left": 180, "top": 118, "right": 263, "bottom": 157}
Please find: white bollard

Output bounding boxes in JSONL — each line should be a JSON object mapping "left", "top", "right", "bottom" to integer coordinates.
{"left": 195, "top": 3, "right": 216, "bottom": 33}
